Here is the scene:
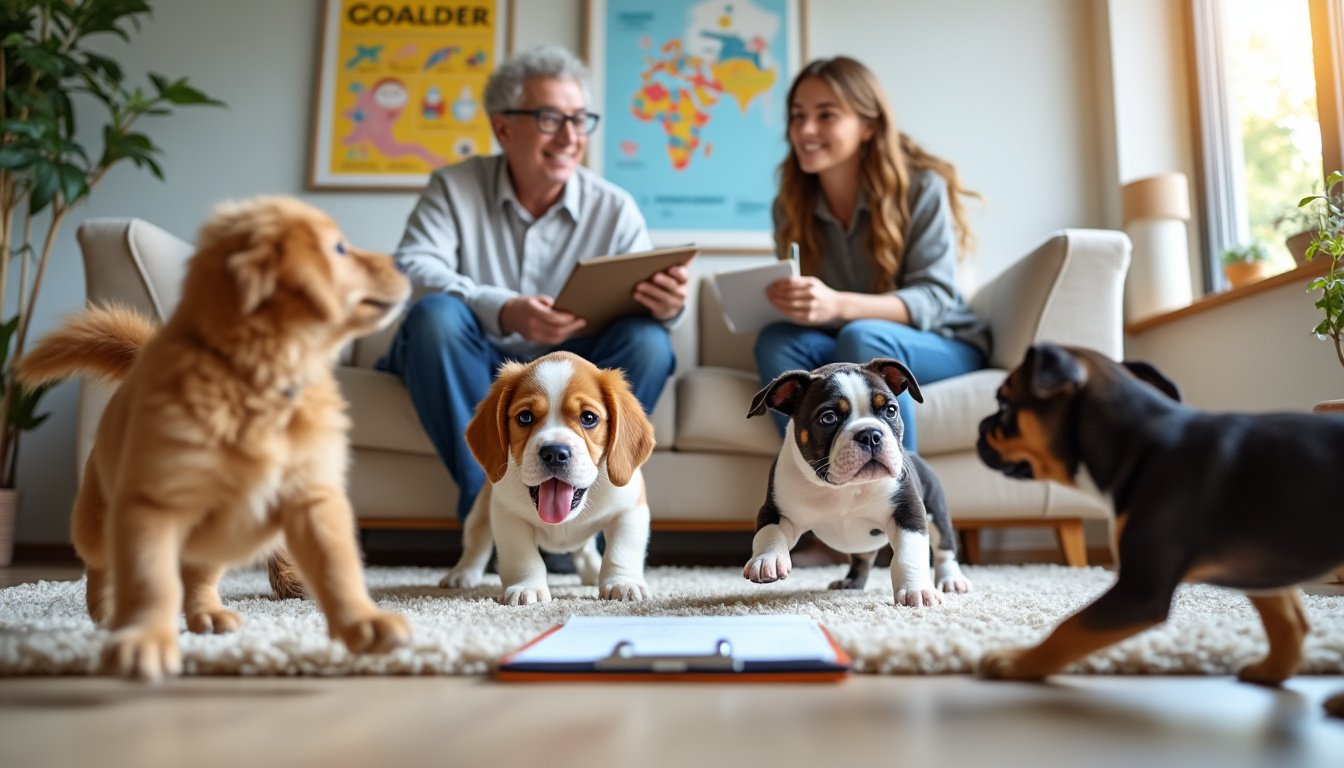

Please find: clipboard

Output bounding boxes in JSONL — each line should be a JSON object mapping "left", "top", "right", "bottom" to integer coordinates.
{"left": 710, "top": 259, "right": 799, "bottom": 334}
{"left": 495, "top": 615, "right": 852, "bottom": 682}
{"left": 552, "top": 245, "right": 699, "bottom": 335}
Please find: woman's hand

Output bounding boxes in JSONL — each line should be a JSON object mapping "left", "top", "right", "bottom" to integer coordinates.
{"left": 766, "top": 276, "right": 844, "bottom": 325}
{"left": 634, "top": 264, "right": 690, "bottom": 321}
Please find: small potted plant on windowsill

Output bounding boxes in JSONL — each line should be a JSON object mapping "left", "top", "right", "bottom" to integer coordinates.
{"left": 1220, "top": 240, "right": 1274, "bottom": 290}
{"left": 1297, "top": 170, "right": 1344, "bottom": 413}
{"left": 1277, "top": 206, "right": 1320, "bottom": 269}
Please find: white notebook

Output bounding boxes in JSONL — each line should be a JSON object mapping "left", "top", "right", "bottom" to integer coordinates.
{"left": 711, "top": 259, "right": 800, "bottom": 334}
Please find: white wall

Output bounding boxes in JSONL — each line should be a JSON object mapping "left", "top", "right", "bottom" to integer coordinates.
{"left": 15, "top": 0, "right": 1118, "bottom": 544}
{"left": 1126, "top": 284, "right": 1344, "bottom": 411}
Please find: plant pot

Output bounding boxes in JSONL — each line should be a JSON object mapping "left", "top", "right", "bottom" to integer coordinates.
{"left": 1223, "top": 260, "right": 1273, "bottom": 289}
{"left": 1286, "top": 230, "right": 1316, "bottom": 268}
{"left": 1313, "top": 398, "right": 1344, "bottom": 415}
{"left": 0, "top": 488, "right": 16, "bottom": 567}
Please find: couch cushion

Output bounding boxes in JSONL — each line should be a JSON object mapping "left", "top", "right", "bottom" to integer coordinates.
{"left": 337, "top": 367, "right": 437, "bottom": 456}
{"left": 674, "top": 366, "right": 781, "bottom": 456}
{"left": 917, "top": 369, "right": 1006, "bottom": 456}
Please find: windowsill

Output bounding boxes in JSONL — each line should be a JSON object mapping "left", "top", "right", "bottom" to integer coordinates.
{"left": 1124, "top": 259, "right": 1332, "bottom": 335}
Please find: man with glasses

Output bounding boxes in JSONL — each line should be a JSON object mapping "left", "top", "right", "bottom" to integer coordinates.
{"left": 379, "top": 44, "right": 688, "bottom": 526}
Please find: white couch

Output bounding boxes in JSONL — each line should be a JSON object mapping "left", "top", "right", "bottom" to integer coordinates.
{"left": 75, "top": 219, "right": 1130, "bottom": 565}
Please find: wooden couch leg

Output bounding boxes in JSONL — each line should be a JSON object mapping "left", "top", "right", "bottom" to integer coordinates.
{"left": 958, "top": 529, "right": 981, "bottom": 565}
{"left": 1055, "top": 519, "right": 1087, "bottom": 567}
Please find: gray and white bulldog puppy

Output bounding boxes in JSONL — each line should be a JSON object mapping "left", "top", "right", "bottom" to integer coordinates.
{"left": 743, "top": 358, "right": 971, "bottom": 607}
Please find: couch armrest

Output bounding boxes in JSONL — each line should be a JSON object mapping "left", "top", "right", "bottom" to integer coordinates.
{"left": 970, "top": 229, "right": 1131, "bottom": 369}
{"left": 75, "top": 218, "right": 194, "bottom": 477}
{"left": 77, "top": 218, "right": 192, "bottom": 320}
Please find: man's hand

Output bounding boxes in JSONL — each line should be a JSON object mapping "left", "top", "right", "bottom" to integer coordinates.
{"left": 499, "top": 296, "right": 587, "bottom": 344}
{"left": 766, "top": 276, "right": 844, "bottom": 325}
{"left": 634, "top": 264, "right": 690, "bottom": 321}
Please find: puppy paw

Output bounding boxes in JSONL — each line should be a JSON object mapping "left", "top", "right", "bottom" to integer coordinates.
{"left": 103, "top": 626, "right": 182, "bottom": 682}
{"left": 501, "top": 584, "right": 552, "bottom": 605}
{"left": 439, "top": 568, "right": 484, "bottom": 589}
{"left": 828, "top": 577, "right": 867, "bottom": 590}
{"left": 186, "top": 608, "right": 242, "bottom": 635}
{"left": 935, "top": 568, "right": 972, "bottom": 594}
{"left": 743, "top": 553, "right": 791, "bottom": 583}
{"left": 333, "top": 610, "right": 411, "bottom": 654}
{"left": 893, "top": 584, "right": 944, "bottom": 608}
{"left": 978, "top": 647, "right": 1046, "bottom": 681}
{"left": 1236, "top": 658, "right": 1293, "bottom": 687}
{"left": 600, "top": 579, "right": 650, "bottom": 602}
{"left": 1324, "top": 692, "right": 1344, "bottom": 719}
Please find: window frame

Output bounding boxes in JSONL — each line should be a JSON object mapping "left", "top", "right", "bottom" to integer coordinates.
{"left": 1188, "top": 0, "right": 1344, "bottom": 292}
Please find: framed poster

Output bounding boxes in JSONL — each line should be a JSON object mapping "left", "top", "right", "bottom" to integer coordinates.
{"left": 309, "top": 0, "right": 513, "bottom": 190}
{"left": 587, "top": 0, "right": 806, "bottom": 250}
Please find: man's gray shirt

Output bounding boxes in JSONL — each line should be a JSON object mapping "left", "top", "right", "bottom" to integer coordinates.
{"left": 394, "top": 154, "right": 654, "bottom": 358}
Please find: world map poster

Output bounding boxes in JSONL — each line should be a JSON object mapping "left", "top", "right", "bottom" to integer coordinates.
{"left": 589, "top": 0, "right": 801, "bottom": 248}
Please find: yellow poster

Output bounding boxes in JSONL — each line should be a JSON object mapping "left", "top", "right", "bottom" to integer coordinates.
{"left": 310, "top": 0, "right": 507, "bottom": 189}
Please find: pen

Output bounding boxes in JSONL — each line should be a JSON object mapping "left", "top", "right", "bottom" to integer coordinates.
{"left": 788, "top": 241, "right": 800, "bottom": 263}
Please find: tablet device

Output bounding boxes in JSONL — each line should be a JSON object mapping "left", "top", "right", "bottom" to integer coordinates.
{"left": 711, "top": 259, "right": 799, "bottom": 334}
{"left": 552, "top": 245, "right": 699, "bottom": 334}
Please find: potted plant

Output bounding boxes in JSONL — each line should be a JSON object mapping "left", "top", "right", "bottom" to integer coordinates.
{"left": 1220, "top": 240, "right": 1274, "bottom": 289}
{"left": 1297, "top": 170, "right": 1344, "bottom": 413}
{"left": 0, "top": 0, "right": 223, "bottom": 564}
{"left": 1275, "top": 205, "right": 1319, "bottom": 268}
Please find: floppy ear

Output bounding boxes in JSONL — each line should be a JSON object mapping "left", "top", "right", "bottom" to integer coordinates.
{"left": 1121, "top": 360, "right": 1182, "bottom": 402}
{"left": 600, "top": 369, "right": 655, "bottom": 487}
{"left": 1026, "top": 344, "right": 1087, "bottom": 399}
{"left": 747, "top": 370, "right": 811, "bottom": 417}
{"left": 282, "top": 223, "right": 343, "bottom": 321}
{"left": 228, "top": 242, "right": 279, "bottom": 315}
{"left": 465, "top": 362, "right": 525, "bottom": 483}
{"left": 864, "top": 357, "right": 923, "bottom": 403}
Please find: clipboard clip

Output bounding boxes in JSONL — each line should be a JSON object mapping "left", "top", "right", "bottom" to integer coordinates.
{"left": 593, "top": 639, "right": 745, "bottom": 673}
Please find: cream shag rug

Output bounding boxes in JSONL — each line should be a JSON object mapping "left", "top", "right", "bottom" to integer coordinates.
{"left": 2, "top": 564, "right": 1343, "bottom": 676}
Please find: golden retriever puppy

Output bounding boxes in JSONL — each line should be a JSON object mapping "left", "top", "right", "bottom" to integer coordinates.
{"left": 16, "top": 197, "right": 412, "bottom": 680}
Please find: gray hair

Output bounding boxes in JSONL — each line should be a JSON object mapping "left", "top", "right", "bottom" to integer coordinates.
{"left": 483, "top": 44, "right": 592, "bottom": 114}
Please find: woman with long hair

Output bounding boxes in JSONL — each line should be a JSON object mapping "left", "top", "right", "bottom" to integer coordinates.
{"left": 757, "top": 56, "right": 989, "bottom": 451}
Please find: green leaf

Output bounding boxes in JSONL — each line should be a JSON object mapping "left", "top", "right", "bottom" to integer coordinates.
{"left": 0, "top": 316, "right": 19, "bottom": 370}
{"left": 149, "top": 75, "right": 225, "bottom": 107}
{"left": 56, "top": 162, "right": 87, "bottom": 206}
{"left": 0, "top": 145, "right": 38, "bottom": 171}
{"left": 6, "top": 380, "right": 50, "bottom": 433}
{"left": 28, "top": 158, "right": 58, "bottom": 213}
{"left": 80, "top": 51, "right": 125, "bottom": 86}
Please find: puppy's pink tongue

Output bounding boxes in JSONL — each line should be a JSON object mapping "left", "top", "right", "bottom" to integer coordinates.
{"left": 537, "top": 478, "right": 574, "bottom": 524}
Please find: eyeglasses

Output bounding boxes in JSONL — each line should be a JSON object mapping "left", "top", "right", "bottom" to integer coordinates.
{"left": 500, "top": 108, "right": 601, "bottom": 135}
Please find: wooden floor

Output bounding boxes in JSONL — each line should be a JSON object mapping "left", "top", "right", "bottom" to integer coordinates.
{"left": 3, "top": 564, "right": 1344, "bottom": 768}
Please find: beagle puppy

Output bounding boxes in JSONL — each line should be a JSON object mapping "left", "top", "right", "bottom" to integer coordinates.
{"left": 442, "top": 351, "right": 657, "bottom": 605}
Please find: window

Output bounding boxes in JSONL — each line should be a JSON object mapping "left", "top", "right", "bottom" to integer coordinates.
{"left": 1190, "top": 0, "right": 1344, "bottom": 290}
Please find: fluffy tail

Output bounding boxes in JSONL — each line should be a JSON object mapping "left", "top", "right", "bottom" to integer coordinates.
{"left": 14, "top": 304, "right": 157, "bottom": 386}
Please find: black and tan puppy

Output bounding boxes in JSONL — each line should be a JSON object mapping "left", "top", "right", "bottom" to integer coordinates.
{"left": 744, "top": 359, "right": 970, "bottom": 607}
{"left": 976, "top": 342, "right": 1344, "bottom": 717}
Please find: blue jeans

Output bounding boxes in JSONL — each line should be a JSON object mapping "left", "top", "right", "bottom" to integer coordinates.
{"left": 753, "top": 320, "right": 986, "bottom": 451}
{"left": 377, "top": 294, "right": 676, "bottom": 520}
